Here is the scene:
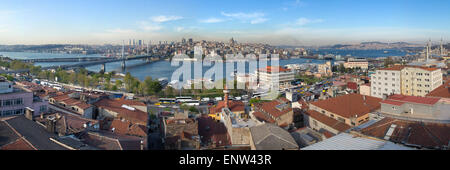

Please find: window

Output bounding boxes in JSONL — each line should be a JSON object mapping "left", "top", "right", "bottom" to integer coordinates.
{"left": 338, "top": 117, "right": 346, "bottom": 123}
{"left": 3, "top": 100, "right": 11, "bottom": 107}
{"left": 392, "top": 73, "right": 395, "bottom": 76}
{"left": 15, "top": 99, "right": 23, "bottom": 105}
{"left": 313, "top": 120, "right": 318, "bottom": 126}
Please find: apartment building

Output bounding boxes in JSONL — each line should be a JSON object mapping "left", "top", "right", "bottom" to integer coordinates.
{"left": 0, "top": 78, "right": 48, "bottom": 117}
{"left": 401, "top": 66, "right": 442, "bottom": 97}
{"left": 257, "top": 66, "right": 295, "bottom": 88}
{"left": 370, "top": 66, "right": 403, "bottom": 98}
{"left": 371, "top": 65, "right": 443, "bottom": 98}
{"left": 344, "top": 58, "right": 369, "bottom": 70}
{"left": 318, "top": 61, "right": 333, "bottom": 77}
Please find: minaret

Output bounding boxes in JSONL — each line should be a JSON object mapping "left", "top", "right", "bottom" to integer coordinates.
{"left": 440, "top": 38, "right": 444, "bottom": 56}
{"left": 223, "top": 85, "right": 230, "bottom": 109}
{"left": 426, "top": 39, "right": 431, "bottom": 62}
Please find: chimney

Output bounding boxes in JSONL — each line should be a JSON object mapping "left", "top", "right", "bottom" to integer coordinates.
{"left": 25, "top": 107, "right": 35, "bottom": 121}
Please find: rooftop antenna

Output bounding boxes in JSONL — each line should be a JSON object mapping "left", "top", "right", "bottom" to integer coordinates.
{"left": 426, "top": 39, "right": 431, "bottom": 62}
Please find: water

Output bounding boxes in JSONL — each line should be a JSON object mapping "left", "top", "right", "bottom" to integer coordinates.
{"left": 311, "top": 49, "right": 412, "bottom": 58}
{"left": 0, "top": 49, "right": 407, "bottom": 81}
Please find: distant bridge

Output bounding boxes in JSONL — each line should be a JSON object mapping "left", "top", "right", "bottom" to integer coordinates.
{"left": 19, "top": 57, "right": 110, "bottom": 63}
{"left": 0, "top": 55, "right": 162, "bottom": 74}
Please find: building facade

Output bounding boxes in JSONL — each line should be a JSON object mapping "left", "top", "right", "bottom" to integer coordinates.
{"left": 0, "top": 79, "right": 48, "bottom": 117}
{"left": 401, "top": 66, "right": 443, "bottom": 97}
{"left": 344, "top": 58, "right": 369, "bottom": 70}
{"left": 257, "top": 66, "right": 295, "bottom": 88}
{"left": 371, "top": 66, "right": 403, "bottom": 98}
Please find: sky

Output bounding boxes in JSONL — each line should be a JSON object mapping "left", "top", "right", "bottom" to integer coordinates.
{"left": 0, "top": 0, "right": 449, "bottom": 46}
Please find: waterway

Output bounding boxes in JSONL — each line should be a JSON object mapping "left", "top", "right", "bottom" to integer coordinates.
{"left": 0, "top": 49, "right": 409, "bottom": 81}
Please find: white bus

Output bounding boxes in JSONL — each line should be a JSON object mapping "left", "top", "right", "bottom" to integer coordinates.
{"left": 176, "top": 96, "right": 193, "bottom": 103}
{"left": 183, "top": 100, "right": 200, "bottom": 106}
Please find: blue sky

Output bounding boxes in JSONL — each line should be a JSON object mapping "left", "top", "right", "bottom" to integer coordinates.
{"left": 0, "top": 0, "right": 449, "bottom": 45}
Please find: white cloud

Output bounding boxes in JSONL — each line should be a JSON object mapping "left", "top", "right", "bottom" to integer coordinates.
{"left": 138, "top": 21, "right": 163, "bottom": 31}
{"left": 199, "top": 18, "right": 225, "bottom": 23}
{"left": 251, "top": 18, "right": 268, "bottom": 24}
{"left": 296, "top": 18, "right": 324, "bottom": 26}
{"left": 150, "top": 15, "right": 183, "bottom": 23}
{"left": 221, "top": 12, "right": 268, "bottom": 24}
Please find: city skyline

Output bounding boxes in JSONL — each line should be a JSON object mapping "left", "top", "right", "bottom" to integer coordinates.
{"left": 1, "top": 0, "right": 450, "bottom": 45}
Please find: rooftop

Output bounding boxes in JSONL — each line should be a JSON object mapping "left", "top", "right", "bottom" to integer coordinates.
{"left": 250, "top": 123, "right": 299, "bottom": 150}
{"left": 2, "top": 116, "right": 68, "bottom": 150}
{"left": 209, "top": 100, "right": 245, "bottom": 115}
{"left": 302, "top": 133, "right": 415, "bottom": 150}
{"left": 94, "top": 99, "right": 148, "bottom": 125}
{"left": 310, "top": 93, "right": 382, "bottom": 119}
{"left": 258, "top": 66, "right": 292, "bottom": 73}
{"left": 359, "top": 117, "right": 450, "bottom": 149}
{"left": 386, "top": 94, "right": 441, "bottom": 105}
{"left": 253, "top": 98, "right": 292, "bottom": 118}
{"left": 426, "top": 80, "right": 450, "bottom": 98}
{"left": 305, "top": 110, "right": 352, "bottom": 132}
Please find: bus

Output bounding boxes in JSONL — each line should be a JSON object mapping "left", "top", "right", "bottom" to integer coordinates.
{"left": 176, "top": 96, "right": 193, "bottom": 103}
{"left": 183, "top": 99, "right": 200, "bottom": 106}
{"left": 159, "top": 98, "right": 177, "bottom": 104}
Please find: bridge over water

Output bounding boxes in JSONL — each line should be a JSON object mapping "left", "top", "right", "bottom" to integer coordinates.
{"left": 0, "top": 55, "right": 162, "bottom": 74}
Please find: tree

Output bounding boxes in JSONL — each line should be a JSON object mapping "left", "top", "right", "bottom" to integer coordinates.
{"left": 115, "top": 79, "right": 123, "bottom": 89}
{"left": 124, "top": 72, "right": 133, "bottom": 92}
{"left": 384, "top": 57, "right": 395, "bottom": 68}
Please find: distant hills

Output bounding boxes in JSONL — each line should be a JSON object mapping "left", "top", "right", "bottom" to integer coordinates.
{"left": 326, "top": 41, "right": 423, "bottom": 50}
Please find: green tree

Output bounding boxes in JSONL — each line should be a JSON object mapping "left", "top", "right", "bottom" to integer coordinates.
{"left": 384, "top": 57, "right": 395, "bottom": 68}
{"left": 115, "top": 79, "right": 123, "bottom": 89}
{"left": 124, "top": 72, "right": 133, "bottom": 92}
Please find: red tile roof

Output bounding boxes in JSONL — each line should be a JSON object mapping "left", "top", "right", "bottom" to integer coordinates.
{"left": 254, "top": 98, "right": 292, "bottom": 118}
{"left": 0, "top": 138, "right": 36, "bottom": 150}
{"left": 94, "top": 99, "right": 148, "bottom": 125}
{"left": 197, "top": 115, "right": 231, "bottom": 147}
{"left": 258, "top": 66, "right": 292, "bottom": 73}
{"left": 360, "top": 117, "right": 450, "bottom": 149}
{"left": 305, "top": 110, "right": 352, "bottom": 132}
{"left": 387, "top": 94, "right": 441, "bottom": 105}
{"left": 209, "top": 101, "right": 245, "bottom": 114}
{"left": 381, "top": 100, "right": 405, "bottom": 106}
{"left": 379, "top": 65, "right": 405, "bottom": 71}
{"left": 426, "top": 81, "right": 449, "bottom": 98}
{"left": 252, "top": 111, "right": 275, "bottom": 123}
{"left": 310, "top": 94, "right": 382, "bottom": 118}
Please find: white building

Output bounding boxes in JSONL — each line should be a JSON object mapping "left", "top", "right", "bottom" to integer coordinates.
{"left": 371, "top": 65, "right": 443, "bottom": 98}
{"left": 0, "top": 77, "right": 13, "bottom": 94}
{"left": 371, "top": 66, "right": 403, "bottom": 98}
{"left": 257, "top": 66, "right": 295, "bottom": 88}
{"left": 344, "top": 58, "right": 369, "bottom": 70}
